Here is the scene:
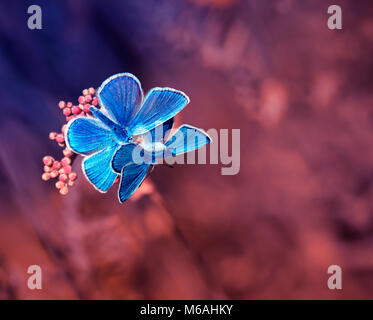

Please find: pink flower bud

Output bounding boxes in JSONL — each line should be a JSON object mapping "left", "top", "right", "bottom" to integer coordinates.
{"left": 59, "top": 174, "right": 68, "bottom": 182}
{"left": 66, "top": 115, "right": 74, "bottom": 122}
{"left": 59, "top": 186, "right": 69, "bottom": 195}
{"left": 58, "top": 101, "right": 66, "bottom": 109}
{"left": 55, "top": 181, "right": 65, "bottom": 189}
{"left": 63, "top": 108, "right": 71, "bottom": 116}
{"left": 50, "top": 170, "right": 58, "bottom": 178}
{"left": 61, "top": 157, "right": 71, "bottom": 166}
{"left": 44, "top": 165, "right": 53, "bottom": 173}
{"left": 69, "top": 172, "right": 77, "bottom": 181}
{"left": 72, "top": 105, "right": 81, "bottom": 115}
{"left": 85, "top": 95, "right": 92, "bottom": 103}
{"left": 56, "top": 134, "right": 65, "bottom": 143}
{"left": 82, "top": 89, "right": 89, "bottom": 96}
{"left": 42, "top": 173, "right": 51, "bottom": 181}
{"left": 78, "top": 96, "right": 85, "bottom": 104}
{"left": 92, "top": 97, "right": 98, "bottom": 106}
{"left": 43, "top": 156, "right": 54, "bottom": 166}
{"left": 83, "top": 104, "right": 91, "bottom": 113}
{"left": 49, "top": 132, "right": 57, "bottom": 140}
{"left": 53, "top": 161, "right": 61, "bottom": 170}
{"left": 88, "top": 87, "right": 95, "bottom": 95}
{"left": 67, "top": 102, "right": 73, "bottom": 108}
{"left": 63, "top": 165, "right": 72, "bottom": 174}
{"left": 63, "top": 148, "right": 72, "bottom": 157}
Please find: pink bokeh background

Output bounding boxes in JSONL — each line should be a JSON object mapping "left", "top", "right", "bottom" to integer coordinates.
{"left": 0, "top": 0, "right": 373, "bottom": 299}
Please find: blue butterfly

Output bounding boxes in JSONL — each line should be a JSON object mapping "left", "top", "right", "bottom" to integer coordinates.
{"left": 65, "top": 73, "right": 190, "bottom": 194}
{"left": 111, "top": 118, "right": 211, "bottom": 203}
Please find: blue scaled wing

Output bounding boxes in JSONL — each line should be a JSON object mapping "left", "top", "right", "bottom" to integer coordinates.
{"left": 111, "top": 143, "right": 139, "bottom": 173}
{"left": 82, "top": 141, "right": 119, "bottom": 192}
{"left": 97, "top": 73, "right": 143, "bottom": 127}
{"left": 118, "top": 163, "right": 149, "bottom": 203}
{"left": 165, "top": 125, "right": 211, "bottom": 156}
{"left": 129, "top": 88, "right": 189, "bottom": 136}
{"left": 65, "top": 117, "right": 114, "bottom": 155}
{"left": 141, "top": 117, "right": 174, "bottom": 146}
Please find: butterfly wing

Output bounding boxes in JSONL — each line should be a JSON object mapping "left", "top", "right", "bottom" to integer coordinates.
{"left": 118, "top": 163, "right": 149, "bottom": 203}
{"left": 97, "top": 73, "right": 143, "bottom": 127}
{"left": 141, "top": 117, "right": 174, "bottom": 146}
{"left": 111, "top": 143, "right": 139, "bottom": 173}
{"left": 129, "top": 88, "right": 189, "bottom": 136}
{"left": 82, "top": 141, "right": 119, "bottom": 192}
{"left": 165, "top": 125, "right": 211, "bottom": 156}
{"left": 65, "top": 117, "right": 114, "bottom": 155}
{"left": 90, "top": 107, "right": 129, "bottom": 143}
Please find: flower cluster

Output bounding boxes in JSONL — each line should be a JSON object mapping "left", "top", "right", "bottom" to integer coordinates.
{"left": 42, "top": 154, "right": 76, "bottom": 195}
{"left": 41, "top": 87, "right": 119, "bottom": 195}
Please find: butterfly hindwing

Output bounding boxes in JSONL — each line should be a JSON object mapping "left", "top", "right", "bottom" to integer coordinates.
{"left": 97, "top": 73, "right": 143, "bottom": 127}
{"left": 118, "top": 163, "right": 149, "bottom": 203}
{"left": 141, "top": 117, "right": 174, "bottom": 146}
{"left": 165, "top": 125, "right": 211, "bottom": 156}
{"left": 65, "top": 117, "right": 114, "bottom": 155}
{"left": 111, "top": 143, "right": 139, "bottom": 173}
{"left": 82, "top": 141, "right": 119, "bottom": 192}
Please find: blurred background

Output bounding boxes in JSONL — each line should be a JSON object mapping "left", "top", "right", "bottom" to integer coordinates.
{"left": 0, "top": 0, "right": 373, "bottom": 299}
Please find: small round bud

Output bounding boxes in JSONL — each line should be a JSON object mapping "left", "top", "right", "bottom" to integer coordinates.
{"left": 88, "top": 87, "right": 95, "bottom": 95}
{"left": 56, "top": 134, "right": 65, "bottom": 144}
{"left": 85, "top": 95, "right": 92, "bottom": 103}
{"left": 44, "top": 165, "right": 53, "bottom": 173}
{"left": 63, "top": 148, "right": 72, "bottom": 157}
{"left": 63, "top": 108, "right": 71, "bottom": 116}
{"left": 49, "top": 132, "right": 57, "bottom": 140}
{"left": 83, "top": 104, "right": 91, "bottom": 113}
{"left": 43, "top": 156, "right": 54, "bottom": 166}
{"left": 50, "top": 170, "right": 59, "bottom": 178}
{"left": 53, "top": 161, "right": 61, "bottom": 170}
{"left": 59, "top": 174, "right": 68, "bottom": 182}
{"left": 59, "top": 186, "right": 69, "bottom": 195}
{"left": 82, "top": 89, "right": 89, "bottom": 96}
{"left": 63, "top": 165, "right": 72, "bottom": 174}
{"left": 55, "top": 181, "right": 65, "bottom": 189}
{"left": 78, "top": 96, "right": 85, "bottom": 104}
{"left": 42, "top": 173, "right": 51, "bottom": 181}
{"left": 72, "top": 105, "right": 81, "bottom": 115}
{"left": 92, "top": 97, "right": 99, "bottom": 106}
{"left": 61, "top": 157, "right": 71, "bottom": 166}
{"left": 58, "top": 101, "right": 66, "bottom": 109}
{"left": 67, "top": 102, "right": 73, "bottom": 108}
{"left": 69, "top": 172, "right": 77, "bottom": 181}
